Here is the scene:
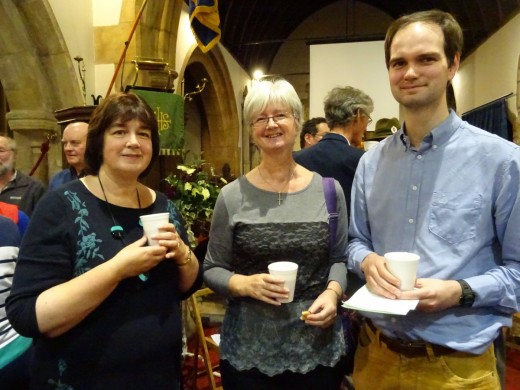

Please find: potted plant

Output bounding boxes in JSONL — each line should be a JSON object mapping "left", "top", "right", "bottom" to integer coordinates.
{"left": 164, "top": 158, "right": 226, "bottom": 246}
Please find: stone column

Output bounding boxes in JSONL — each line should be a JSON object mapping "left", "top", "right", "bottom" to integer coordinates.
{"left": 6, "top": 109, "right": 60, "bottom": 187}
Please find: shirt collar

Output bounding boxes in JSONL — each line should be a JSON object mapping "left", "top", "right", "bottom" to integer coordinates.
{"left": 399, "top": 110, "right": 461, "bottom": 151}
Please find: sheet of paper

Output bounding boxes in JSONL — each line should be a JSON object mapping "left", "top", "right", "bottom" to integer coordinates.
{"left": 342, "top": 285, "right": 418, "bottom": 315}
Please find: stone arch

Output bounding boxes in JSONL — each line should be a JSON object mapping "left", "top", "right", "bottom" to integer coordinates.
{"left": 129, "top": 1, "right": 240, "bottom": 175}
{"left": 180, "top": 46, "right": 241, "bottom": 176}
{"left": 0, "top": 0, "right": 81, "bottom": 183}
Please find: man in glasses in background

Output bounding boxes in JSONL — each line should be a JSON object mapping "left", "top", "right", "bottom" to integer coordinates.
{"left": 295, "top": 85, "right": 373, "bottom": 218}
{"left": 0, "top": 136, "right": 45, "bottom": 216}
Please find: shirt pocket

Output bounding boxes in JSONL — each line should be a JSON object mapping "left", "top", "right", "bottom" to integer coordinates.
{"left": 429, "top": 192, "right": 482, "bottom": 244}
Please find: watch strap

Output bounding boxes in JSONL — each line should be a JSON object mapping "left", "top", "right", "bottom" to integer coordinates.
{"left": 456, "top": 279, "right": 475, "bottom": 307}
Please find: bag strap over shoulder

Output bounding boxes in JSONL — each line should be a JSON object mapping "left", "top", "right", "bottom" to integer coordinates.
{"left": 322, "top": 177, "right": 338, "bottom": 251}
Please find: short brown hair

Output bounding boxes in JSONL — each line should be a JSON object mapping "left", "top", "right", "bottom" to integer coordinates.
{"left": 384, "top": 10, "right": 463, "bottom": 69}
{"left": 85, "top": 92, "right": 160, "bottom": 177}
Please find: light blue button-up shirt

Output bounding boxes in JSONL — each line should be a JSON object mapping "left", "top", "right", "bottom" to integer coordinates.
{"left": 348, "top": 111, "right": 520, "bottom": 354}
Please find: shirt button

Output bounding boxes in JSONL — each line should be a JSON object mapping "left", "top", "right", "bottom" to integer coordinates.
{"left": 417, "top": 155, "right": 423, "bottom": 160}
{"left": 433, "top": 145, "right": 438, "bottom": 149}
{"left": 408, "top": 219, "right": 414, "bottom": 224}
{"left": 412, "top": 185, "right": 418, "bottom": 191}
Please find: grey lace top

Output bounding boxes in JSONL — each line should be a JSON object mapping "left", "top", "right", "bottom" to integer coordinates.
{"left": 204, "top": 173, "right": 348, "bottom": 375}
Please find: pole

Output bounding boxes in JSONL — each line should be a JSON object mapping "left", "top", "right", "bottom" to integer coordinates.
{"left": 105, "top": 0, "right": 149, "bottom": 98}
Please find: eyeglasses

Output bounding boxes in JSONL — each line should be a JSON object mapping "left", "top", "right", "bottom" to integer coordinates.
{"left": 251, "top": 112, "right": 293, "bottom": 128}
{"left": 357, "top": 109, "right": 372, "bottom": 125}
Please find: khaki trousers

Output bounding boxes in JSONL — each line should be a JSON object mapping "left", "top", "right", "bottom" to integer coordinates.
{"left": 353, "top": 322, "right": 500, "bottom": 390}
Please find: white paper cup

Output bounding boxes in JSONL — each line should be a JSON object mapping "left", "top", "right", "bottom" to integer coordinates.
{"left": 268, "top": 261, "right": 298, "bottom": 303}
{"left": 384, "top": 252, "right": 420, "bottom": 291}
{"left": 139, "top": 213, "right": 169, "bottom": 246}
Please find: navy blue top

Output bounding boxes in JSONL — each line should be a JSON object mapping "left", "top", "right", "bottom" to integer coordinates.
{"left": 294, "top": 133, "right": 364, "bottom": 217}
{"left": 7, "top": 180, "right": 202, "bottom": 389}
{"left": 49, "top": 167, "right": 85, "bottom": 191}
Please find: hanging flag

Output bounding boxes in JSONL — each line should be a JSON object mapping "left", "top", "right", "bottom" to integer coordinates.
{"left": 130, "top": 88, "right": 185, "bottom": 151}
{"left": 189, "top": 0, "right": 221, "bottom": 53}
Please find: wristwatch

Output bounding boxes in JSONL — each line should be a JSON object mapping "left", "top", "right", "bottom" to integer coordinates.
{"left": 456, "top": 279, "right": 475, "bottom": 307}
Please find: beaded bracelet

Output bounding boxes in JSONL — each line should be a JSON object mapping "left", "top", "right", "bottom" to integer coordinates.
{"left": 177, "top": 247, "right": 192, "bottom": 267}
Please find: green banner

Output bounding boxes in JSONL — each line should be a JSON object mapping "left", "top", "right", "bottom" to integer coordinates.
{"left": 130, "top": 89, "right": 185, "bottom": 150}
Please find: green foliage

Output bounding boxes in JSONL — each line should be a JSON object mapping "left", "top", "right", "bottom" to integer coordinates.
{"left": 164, "top": 158, "right": 226, "bottom": 245}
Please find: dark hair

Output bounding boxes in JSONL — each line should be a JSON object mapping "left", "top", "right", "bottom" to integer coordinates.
{"left": 384, "top": 10, "right": 463, "bottom": 69}
{"left": 85, "top": 92, "right": 160, "bottom": 177}
{"left": 300, "top": 117, "right": 327, "bottom": 148}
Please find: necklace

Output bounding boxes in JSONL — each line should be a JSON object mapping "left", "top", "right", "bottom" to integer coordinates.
{"left": 98, "top": 175, "right": 148, "bottom": 282}
{"left": 257, "top": 164, "right": 295, "bottom": 205}
{"left": 98, "top": 176, "right": 141, "bottom": 241}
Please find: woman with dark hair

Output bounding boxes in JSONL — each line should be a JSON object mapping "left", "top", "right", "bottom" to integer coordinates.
{"left": 7, "top": 92, "right": 202, "bottom": 389}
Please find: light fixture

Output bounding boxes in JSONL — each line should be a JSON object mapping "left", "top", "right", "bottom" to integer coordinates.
{"left": 252, "top": 69, "right": 264, "bottom": 80}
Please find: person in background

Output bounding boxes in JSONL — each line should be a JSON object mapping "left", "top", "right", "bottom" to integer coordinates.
{"left": 294, "top": 86, "right": 373, "bottom": 384}
{"left": 0, "top": 201, "right": 29, "bottom": 236}
{"left": 0, "top": 136, "right": 45, "bottom": 216}
{"left": 347, "top": 10, "right": 520, "bottom": 390}
{"left": 7, "top": 93, "right": 202, "bottom": 389}
{"left": 363, "top": 117, "right": 400, "bottom": 151}
{"left": 49, "top": 121, "right": 89, "bottom": 190}
{"left": 295, "top": 86, "right": 373, "bottom": 218}
{"left": 298, "top": 117, "right": 329, "bottom": 149}
{"left": 0, "top": 216, "right": 31, "bottom": 389}
{"left": 204, "top": 76, "right": 349, "bottom": 389}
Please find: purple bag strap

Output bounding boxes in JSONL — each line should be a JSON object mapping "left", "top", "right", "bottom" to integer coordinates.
{"left": 322, "top": 177, "right": 338, "bottom": 250}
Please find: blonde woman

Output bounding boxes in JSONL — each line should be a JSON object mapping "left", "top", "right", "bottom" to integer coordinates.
{"left": 204, "top": 77, "right": 350, "bottom": 389}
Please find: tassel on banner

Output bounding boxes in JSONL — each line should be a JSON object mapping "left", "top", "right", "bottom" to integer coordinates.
{"left": 189, "top": 0, "right": 221, "bottom": 53}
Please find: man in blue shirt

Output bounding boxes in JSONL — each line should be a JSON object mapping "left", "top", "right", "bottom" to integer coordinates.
{"left": 49, "top": 122, "right": 88, "bottom": 190}
{"left": 347, "top": 10, "right": 520, "bottom": 390}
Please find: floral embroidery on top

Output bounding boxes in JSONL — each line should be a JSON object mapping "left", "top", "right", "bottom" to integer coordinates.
{"left": 64, "top": 191, "right": 104, "bottom": 276}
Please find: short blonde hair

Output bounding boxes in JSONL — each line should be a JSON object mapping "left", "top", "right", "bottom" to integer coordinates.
{"left": 243, "top": 77, "right": 303, "bottom": 131}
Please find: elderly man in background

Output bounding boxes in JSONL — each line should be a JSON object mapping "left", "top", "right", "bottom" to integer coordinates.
{"left": 295, "top": 85, "right": 373, "bottom": 218}
{"left": 0, "top": 136, "right": 45, "bottom": 216}
{"left": 49, "top": 122, "right": 88, "bottom": 190}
